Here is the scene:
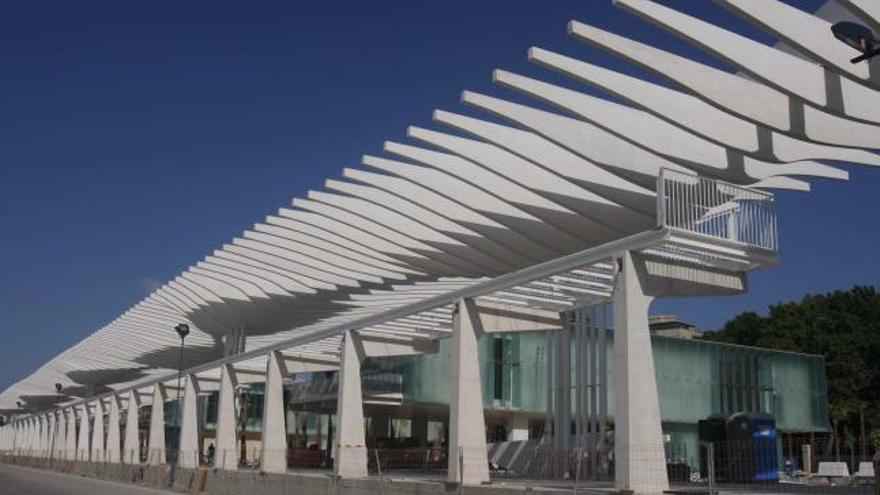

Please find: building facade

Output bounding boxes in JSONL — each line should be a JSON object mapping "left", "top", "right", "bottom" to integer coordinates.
{"left": 184, "top": 327, "right": 828, "bottom": 473}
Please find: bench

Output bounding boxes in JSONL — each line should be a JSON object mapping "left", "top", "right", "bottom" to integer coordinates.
{"left": 854, "top": 462, "right": 875, "bottom": 478}
{"left": 815, "top": 461, "right": 850, "bottom": 481}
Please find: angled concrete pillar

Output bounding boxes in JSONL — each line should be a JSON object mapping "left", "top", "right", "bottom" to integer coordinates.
{"left": 41, "top": 416, "right": 49, "bottom": 455}
{"left": 91, "top": 400, "right": 105, "bottom": 462}
{"left": 148, "top": 384, "right": 167, "bottom": 465}
{"left": 26, "top": 419, "right": 33, "bottom": 453}
{"left": 30, "top": 418, "right": 38, "bottom": 455}
{"left": 77, "top": 405, "right": 90, "bottom": 461}
{"left": 65, "top": 409, "right": 77, "bottom": 460}
{"left": 613, "top": 251, "right": 668, "bottom": 495}
{"left": 448, "top": 298, "right": 490, "bottom": 485}
{"left": 49, "top": 414, "right": 57, "bottom": 457}
{"left": 28, "top": 420, "right": 35, "bottom": 453}
{"left": 178, "top": 374, "right": 200, "bottom": 468}
{"left": 31, "top": 418, "right": 39, "bottom": 454}
{"left": 48, "top": 414, "right": 56, "bottom": 457}
{"left": 52, "top": 412, "right": 63, "bottom": 459}
{"left": 39, "top": 416, "right": 49, "bottom": 457}
{"left": 334, "top": 330, "right": 368, "bottom": 479}
{"left": 124, "top": 390, "right": 141, "bottom": 464}
{"left": 107, "top": 395, "right": 122, "bottom": 463}
{"left": 216, "top": 363, "right": 239, "bottom": 470}
{"left": 260, "top": 351, "right": 289, "bottom": 474}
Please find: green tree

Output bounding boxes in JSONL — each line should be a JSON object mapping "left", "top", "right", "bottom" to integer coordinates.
{"left": 701, "top": 286, "right": 880, "bottom": 447}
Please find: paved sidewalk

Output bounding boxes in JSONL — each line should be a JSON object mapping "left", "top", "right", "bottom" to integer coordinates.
{"left": 0, "top": 463, "right": 174, "bottom": 495}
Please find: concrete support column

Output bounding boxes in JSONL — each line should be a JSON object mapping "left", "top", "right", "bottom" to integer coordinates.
{"left": 124, "top": 391, "right": 141, "bottom": 464}
{"left": 178, "top": 374, "right": 200, "bottom": 468}
{"left": 49, "top": 414, "right": 57, "bottom": 457}
{"left": 39, "top": 416, "right": 48, "bottom": 457}
{"left": 261, "top": 351, "right": 289, "bottom": 474}
{"left": 77, "top": 405, "right": 90, "bottom": 461}
{"left": 613, "top": 251, "right": 669, "bottom": 495}
{"left": 27, "top": 420, "right": 34, "bottom": 453}
{"left": 148, "top": 384, "right": 167, "bottom": 465}
{"left": 215, "top": 363, "right": 239, "bottom": 470}
{"left": 334, "top": 330, "right": 368, "bottom": 479}
{"left": 107, "top": 395, "right": 122, "bottom": 463}
{"left": 448, "top": 298, "right": 490, "bottom": 485}
{"left": 92, "top": 400, "right": 105, "bottom": 462}
{"left": 47, "top": 415, "right": 56, "bottom": 458}
{"left": 48, "top": 414, "right": 57, "bottom": 458}
{"left": 42, "top": 416, "right": 50, "bottom": 458}
{"left": 53, "top": 412, "right": 64, "bottom": 459}
{"left": 65, "top": 409, "right": 77, "bottom": 460}
{"left": 31, "top": 418, "right": 39, "bottom": 456}
{"left": 31, "top": 418, "right": 39, "bottom": 454}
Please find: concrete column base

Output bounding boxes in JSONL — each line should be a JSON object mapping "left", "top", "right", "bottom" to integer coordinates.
{"left": 147, "top": 385, "right": 167, "bottom": 465}
{"left": 613, "top": 251, "right": 669, "bottom": 495}
{"left": 216, "top": 364, "right": 240, "bottom": 471}
{"left": 77, "top": 405, "right": 90, "bottom": 462}
{"left": 334, "top": 330, "right": 368, "bottom": 479}
{"left": 124, "top": 390, "right": 141, "bottom": 464}
{"left": 179, "top": 375, "right": 200, "bottom": 468}
{"left": 448, "top": 298, "right": 490, "bottom": 485}
{"left": 261, "top": 351, "right": 289, "bottom": 474}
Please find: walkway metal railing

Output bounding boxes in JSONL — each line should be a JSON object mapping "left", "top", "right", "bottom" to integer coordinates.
{"left": 658, "top": 168, "right": 778, "bottom": 252}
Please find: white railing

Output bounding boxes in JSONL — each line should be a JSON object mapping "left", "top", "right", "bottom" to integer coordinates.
{"left": 657, "top": 169, "right": 778, "bottom": 252}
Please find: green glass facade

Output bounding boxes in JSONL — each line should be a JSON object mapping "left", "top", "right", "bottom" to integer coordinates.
{"left": 398, "top": 330, "right": 828, "bottom": 452}
{"left": 181, "top": 328, "right": 828, "bottom": 468}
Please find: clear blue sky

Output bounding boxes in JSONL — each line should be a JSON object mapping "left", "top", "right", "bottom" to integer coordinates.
{"left": 2, "top": 0, "right": 877, "bottom": 391}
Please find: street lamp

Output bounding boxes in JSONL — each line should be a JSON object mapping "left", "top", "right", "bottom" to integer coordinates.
{"left": 831, "top": 21, "right": 880, "bottom": 63}
{"left": 173, "top": 323, "right": 190, "bottom": 418}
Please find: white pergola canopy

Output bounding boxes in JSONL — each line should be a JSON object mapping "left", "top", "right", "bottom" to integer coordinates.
{"left": 3, "top": 0, "right": 879, "bottom": 414}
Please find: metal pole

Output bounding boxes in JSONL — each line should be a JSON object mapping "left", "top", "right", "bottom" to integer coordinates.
{"left": 707, "top": 442, "right": 717, "bottom": 495}
{"left": 176, "top": 337, "right": 185, "bottom": 406}
{"left": 171, "top": 331, "right": 185, "bottom": 487}
{"left": 375, "top": 450, "right": 385, "bottom": 495}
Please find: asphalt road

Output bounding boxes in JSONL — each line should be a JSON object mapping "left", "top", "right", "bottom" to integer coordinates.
{"left": 0, "top": 464, "right": 174, "bottom": 495}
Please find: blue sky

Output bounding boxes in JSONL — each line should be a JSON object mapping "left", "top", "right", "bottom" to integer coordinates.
{"left": 2, "top": 0, "right": 877, "bottom": 391}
